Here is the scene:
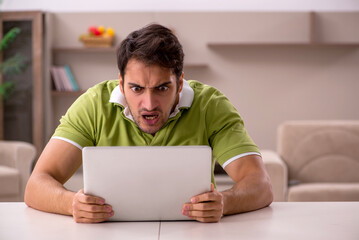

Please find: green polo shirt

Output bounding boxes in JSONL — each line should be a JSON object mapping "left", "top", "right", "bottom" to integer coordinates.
{"left": 53, "top": 79, "right": 260, "bottom": 183}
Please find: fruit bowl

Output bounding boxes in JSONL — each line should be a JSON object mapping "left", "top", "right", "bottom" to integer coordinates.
{"left": 79, "top": 25, "right": 115, "bottom": 48}
{"left": 79, "top": 35, "right": 114, "bottom": 48}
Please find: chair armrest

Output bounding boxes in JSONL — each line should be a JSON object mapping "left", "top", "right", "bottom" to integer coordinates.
{"left": 0, "top": 141, "right": 37, "bottom": 201}
{"left": 261, "top": 150, "right": 288, "bottom": 201}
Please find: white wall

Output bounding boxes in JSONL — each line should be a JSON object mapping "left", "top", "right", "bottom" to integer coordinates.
{"left": 1, "top": 0, "right": 359, "bottom": 12}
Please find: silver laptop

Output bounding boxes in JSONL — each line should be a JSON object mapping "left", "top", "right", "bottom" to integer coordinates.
{"left": 83, "top": 146, "right": 212, "bottom": 221}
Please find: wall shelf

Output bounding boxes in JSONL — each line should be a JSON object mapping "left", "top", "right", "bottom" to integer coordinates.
{"left": 207, "top": 42, "right": 359, "bottom": 47}
{"left": 53, "top": 47, "right": 209, "bottom": 66}
{"left": 52, "top": 47, "right": 116, "bottom": 53}
{"left": 206, "top": 12, "right": 359, "bottom": 47}
{"left": 184, "top": 63, "right": 208, "bottom": 68}
{"left": 51, "top": 90, "right": 86, "bottom": 97}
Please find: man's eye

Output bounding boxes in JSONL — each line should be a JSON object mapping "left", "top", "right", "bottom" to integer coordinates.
{"left": 131, "top": 86, "right": 143, "bottom": 93}
{"left": 157, "top": 86, "right": 169, "bottom": 92}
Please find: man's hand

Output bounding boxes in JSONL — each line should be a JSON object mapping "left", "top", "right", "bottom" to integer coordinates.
{"left": 182, "top": 183, "right": 224, "bottom": 223}
{"left": 72, "top": 189, "right": 114, "bottom": 223}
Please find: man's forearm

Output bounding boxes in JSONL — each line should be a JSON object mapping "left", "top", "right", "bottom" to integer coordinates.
{"left": 25, "top": 173, "right": 75, "bottom": 216}
{"left": 221, "top": 173, "right": 273, "bottom": 215}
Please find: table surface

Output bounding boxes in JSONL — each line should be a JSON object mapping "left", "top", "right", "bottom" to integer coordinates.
{"left": 1, "top": 202, "right": 358, "bottom": 240}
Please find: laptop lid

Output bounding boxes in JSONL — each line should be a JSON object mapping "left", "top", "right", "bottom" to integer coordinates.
{"left": 83, "top": 146, "right": 212, "bottom": 221}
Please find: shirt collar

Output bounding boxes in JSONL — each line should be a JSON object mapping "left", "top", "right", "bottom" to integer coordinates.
{"left": 109, "top": 79, "right": 194, "bottom": 121}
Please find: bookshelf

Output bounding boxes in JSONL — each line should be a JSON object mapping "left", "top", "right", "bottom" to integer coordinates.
{"left": 50, "top": 46, "right": 208, "bottom": 95}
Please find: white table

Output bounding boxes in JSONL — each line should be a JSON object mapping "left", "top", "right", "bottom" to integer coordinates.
{"left": 1, "top": 202, "right": 358, "bottom": 240}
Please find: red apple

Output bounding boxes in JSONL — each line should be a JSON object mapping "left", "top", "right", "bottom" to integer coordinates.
{"left": 88, "top": 26, "right": 98, "bottom": 35}
{"left": 93, "top": 29, "right": 101, "bottom": 36}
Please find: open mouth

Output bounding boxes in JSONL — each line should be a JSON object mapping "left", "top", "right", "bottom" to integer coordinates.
{"left": 143, "top": 115, "right": 158, "bottom": 120}
{"left": 140, "top": 110, "right": 160, "bottom": 125}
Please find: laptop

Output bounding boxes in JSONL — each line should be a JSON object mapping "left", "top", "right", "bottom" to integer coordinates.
{"left": 82, "top": 146, "right": 212, "bottom": 221}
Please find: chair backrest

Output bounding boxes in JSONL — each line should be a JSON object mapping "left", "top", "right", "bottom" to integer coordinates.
{"left": 0, "top": 140, "right": 37, "bottom": 201}
{"left": 277, "top": 121, "right": 359, "bottom": 183}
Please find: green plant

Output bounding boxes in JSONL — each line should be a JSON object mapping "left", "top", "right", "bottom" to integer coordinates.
{"left": 0, "top": 27, "right": 27, "bottom": 100}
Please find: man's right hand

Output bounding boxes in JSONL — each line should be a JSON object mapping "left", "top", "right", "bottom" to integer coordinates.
{"left": 72, "top": 189, "right": 114, "bottom": 223}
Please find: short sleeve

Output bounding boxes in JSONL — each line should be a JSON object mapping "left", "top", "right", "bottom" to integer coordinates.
{"left": 205, "top": 89, "right": 260, "bottom": 168}
{"left": 52, "top": 88, "right": 99, "bottom": 148}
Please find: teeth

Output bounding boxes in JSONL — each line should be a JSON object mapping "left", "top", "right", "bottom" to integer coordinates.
{"left": 144, "top": 115, "right": 156, "bottom": 120}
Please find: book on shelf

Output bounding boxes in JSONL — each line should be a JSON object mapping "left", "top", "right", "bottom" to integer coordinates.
{"left": 64, "top": 65, "right": 79, "bottom": 91}
{"left": 50, "top": 65, "right": 79, "bottom": 92}
{"left": 50, "top": 66, "right": 64, "bottom": 91}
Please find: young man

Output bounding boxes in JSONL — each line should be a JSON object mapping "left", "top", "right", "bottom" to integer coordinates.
{"left": 25, "top": 24, "right": 273, "bottom": 223}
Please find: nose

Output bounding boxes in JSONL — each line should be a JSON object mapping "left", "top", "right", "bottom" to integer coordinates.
{"left": 142, "top": 90, "right": 158, "bottom": 111}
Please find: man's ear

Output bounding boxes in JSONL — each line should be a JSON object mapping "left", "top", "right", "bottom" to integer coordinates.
{"left": 177, "top": 72, "right": 184, "bottom": 94}
{"left": 119, "top": 73, "right": 124, "bottom": 94}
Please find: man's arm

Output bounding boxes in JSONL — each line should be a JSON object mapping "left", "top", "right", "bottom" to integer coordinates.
{"left": 182, "top": 154, "right": 273, "bottom": 222}
{"left": 25, "top": 139, "right": 113, "bottom": 223}
{"left": 221, "top": 155, "right": 273, "bottom": 215}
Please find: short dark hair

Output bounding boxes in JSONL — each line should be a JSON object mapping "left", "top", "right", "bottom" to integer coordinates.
{"left": 116, "top": 23, "right": 184, "bottom": 84}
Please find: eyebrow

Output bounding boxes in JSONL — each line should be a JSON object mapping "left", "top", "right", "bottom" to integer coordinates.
{"left": 128, "top": 83, "right": 143, "bottom": 88}
{"left": 128, "top": 81, "right": 172, "bottom": 89}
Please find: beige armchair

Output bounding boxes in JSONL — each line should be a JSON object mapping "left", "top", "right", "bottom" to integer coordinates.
{"left": 0, "top": 141, "right": 36, "bottom": 202}
{"left": 262, "top": 121, "right": 359, "bottom": 202}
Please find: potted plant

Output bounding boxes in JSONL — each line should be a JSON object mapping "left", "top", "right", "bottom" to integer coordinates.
{"left": 0, "top": 27, "right": 27, "bottom": 100}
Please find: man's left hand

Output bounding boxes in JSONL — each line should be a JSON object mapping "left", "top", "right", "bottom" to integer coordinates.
{"left": 182, "top": 183, "right": 224, "bottom": 223}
